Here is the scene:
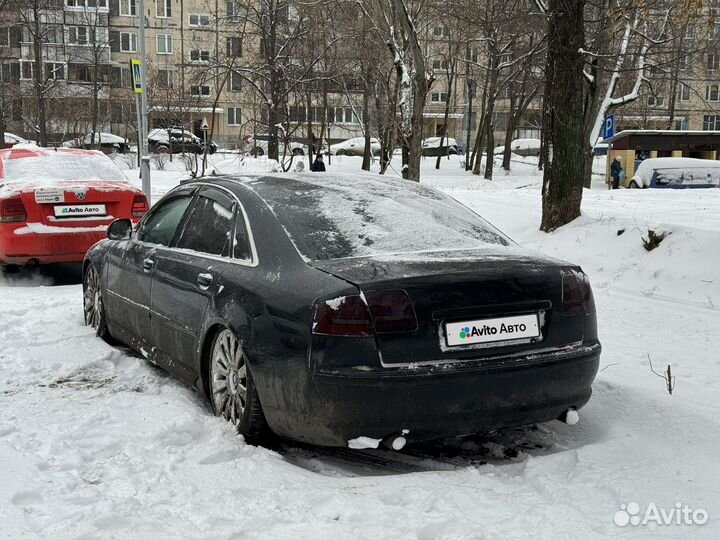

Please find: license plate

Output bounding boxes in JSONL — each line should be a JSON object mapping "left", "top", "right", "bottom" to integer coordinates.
{"left": 445, "top": 313, "right": 540, "bottom": 347}
{"left": 53, "top": 204, "right": 107, "bottom": 218}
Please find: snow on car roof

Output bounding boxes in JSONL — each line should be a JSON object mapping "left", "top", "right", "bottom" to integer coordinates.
{"left": 0, "top": 144, "right": 128, "bottom": 186}
{"left": 239, "top": 172, "right": 512, "bottom": 261}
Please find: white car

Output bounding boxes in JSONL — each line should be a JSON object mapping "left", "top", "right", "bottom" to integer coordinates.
{"left": 630, "top": 157, "right": 720, "bottom": 189}
{"left": 62, "top": 132, "right": 130, "bottom": 153}
{"left": 245, "top": 135, "right": 306, "bottom": 157}
{"left": 4, "top": 133, "right": 30, "bottom": 148}
{"left": 330, "top": 137, "right": 381, "bottom": 156}
{"left": 422, "top": 137, "right": 459, "bottom": 156}
{"left": 494, "top": 138, "right": 541, "bottom": 157}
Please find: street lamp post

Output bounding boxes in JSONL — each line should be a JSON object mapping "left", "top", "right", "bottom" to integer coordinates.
{"left": 137, "top": 0, "right": 150, "bottom": 197}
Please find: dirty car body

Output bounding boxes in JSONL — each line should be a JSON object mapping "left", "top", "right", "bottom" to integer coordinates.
{"left": 85, "top": 173, "right": 600, "bottom": 447}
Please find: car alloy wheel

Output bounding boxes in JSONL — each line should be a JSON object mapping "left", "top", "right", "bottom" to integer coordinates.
{"left": 209, "top": 329, "right": 268, "bottom": 441}
{"left": 83, "top": 264, "right": 109, "bottom": 340}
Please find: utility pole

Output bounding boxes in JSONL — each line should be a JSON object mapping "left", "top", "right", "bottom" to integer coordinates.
{"left": 137, "top": 0, "right": 150, "bottom": 197}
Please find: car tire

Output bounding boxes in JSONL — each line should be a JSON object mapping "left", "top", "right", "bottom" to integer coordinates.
{"left": 83, "top": 263, "right": 110, "bottom": 341}
{"left": 292, "top": 148, "right": 304, "bottom": 156}
{"left": 629, "top": 180, "right": 639, "bottom": 189}
{"left": 155, "top": 144, "right": 170, "bottom": 154}
{"left": 209, "top": 328, "right": 269, "bottom": 444}
{"left": 250, "top": 147, "right": 264, "bottom": 157}
{"left": 336, "top": 149, "right": 347, "bottom": 156}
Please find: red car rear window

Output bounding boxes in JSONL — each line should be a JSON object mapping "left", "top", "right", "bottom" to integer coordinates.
{"left": 0, "top": 148, "right": 127, "bottom": 185}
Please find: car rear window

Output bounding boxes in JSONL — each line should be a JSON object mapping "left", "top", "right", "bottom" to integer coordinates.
{"left": 249, "top": 174, "right": 511, "bottom": 261}
{"left": 0, "top": 150, "right": 127, "bottom": 185}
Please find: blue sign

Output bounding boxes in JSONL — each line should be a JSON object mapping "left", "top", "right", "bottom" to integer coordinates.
{"left": 604, "top": 115, "right": 615, "bottom": 140}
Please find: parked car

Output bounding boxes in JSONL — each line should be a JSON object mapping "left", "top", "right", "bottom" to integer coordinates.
{"left": 629, "top": 157, "right": 720, "bottom": 189}
{"left": 3, "top": 133, "right": 30, "bottom": 148}
{"left": 246, "top": 135, "right": 305, "bottom": 157}
{"left": 83, "top": 172, "right": 600, "bottom": 448}
{"left": 148, "top": 128, "right": 218, "bottom": 155}
{"left": 0, "top": 145, "right": 148, "bottom": 270}
{"left": 63, "top": 132, "right": 131, "bottom": 154}
{"left": 329, "top": 137, "right": 381, "bottom": 156}
{"left": 494, "top": 138, "right": 542, "bottom": 157}
{"left": 422, "top": 136, "right": 459, "bottom": 156}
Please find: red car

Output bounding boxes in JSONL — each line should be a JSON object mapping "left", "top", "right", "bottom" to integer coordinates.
{"left": 0, "top": 145, "right": 148, "bottom": 269}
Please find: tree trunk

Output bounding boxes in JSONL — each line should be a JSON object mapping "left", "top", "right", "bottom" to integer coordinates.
{"left": 465, "top": 80, "right": 474, "bottom": 171}
{"left": 32, "top": 5, "right": 47, "bottom": 146}
{"left": 471, "top": 74, "right": 489, "bottom": 175}
{"left": 483, "top": 59, "right": 499, "bottom": 180}
{"left": 361, "top": 83, "right": 371, "bottom": 171}
{"left": 540, "top": 0, "right": 586, "bottom": 232}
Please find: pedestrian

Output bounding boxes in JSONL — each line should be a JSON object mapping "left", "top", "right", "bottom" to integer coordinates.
{"left": 610, "top": 155, "right": 623, "bottom": 189}
{"left": 310, "top": 154, "right": 326, "bottom": 172}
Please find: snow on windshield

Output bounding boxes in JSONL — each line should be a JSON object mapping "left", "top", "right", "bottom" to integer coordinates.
{"left": 249, "top": 173, "right": 512, "bottom": 260}
{"left": 0, "top": 146, "right": 127, "bottom": 185}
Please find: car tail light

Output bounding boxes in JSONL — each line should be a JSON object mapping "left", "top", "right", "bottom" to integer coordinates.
{"left": 0, "top": 196, "right": 27, "bottom": 223}
{"left": 312, "top": 290, "right": 418, "bottom": 336}
{"left": 365, "top": 290, "right": 418, "bottom": 333}
{"left": 132, "top": 194, "right": 148, "bottom": 218}
{"left": 313, "top": 295, "right": 374, "bottom": 337}
{"left": 562, "top": 272, "right": 595, "bottom": 315}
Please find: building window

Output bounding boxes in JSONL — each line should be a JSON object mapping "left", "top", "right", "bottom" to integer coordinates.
{"left": 684, "top": 25, "right": 695, "bottom": 40}
{"left": 68, "top": 26, "right": 88, "bottom": 44}
{"left": 679, "top": 54, "right": 692, "bottom": 71}
{"left": 66, "top": 0, "right": 108, "bottom": 8}
{"left": 226, "top": 0, "right": 245, "bottom": 21}
{"left": 712, "top": 23, "right": 720, "bottom": 41}
{"left": 432, "top": 26, "right": 449, "bottom": 38}
{"left": 703, "top": 115, "right": 720, "bottom": 130}
{"left": 432, "top": 58, "right": 449, "bottom": 71}
{"left": 20, "top": 62, "right": 33, "bottom": 80}
{"left": 45, "top": 62, "right": 65, "bottom": 80}
{"left": 706, "top": 84, "right": 720, "bottom": 101}
{"left": 189, "top": 14, "right": 211, "bottom": 27}
{"left": 0, "top": 27, "right": 9, "bottom": 47}
{"left": 708, "top": 53, "right": 719, "bottom": 71}
{"left": 120, "top": 32, "right": 137, "bottom": 52}
{"left": 190, "top": 85, "right": 210, "bottom": 97}
{"left": 646, "top": 95, "right": 664, "bottom": 107}
{"left": 466, "top": 47, "right": 478, "bottom": 63}
{"left": 679, "top": 83, "right": 691, "bottom": 101}
{"left": 190, "top": 49, "right": 210, "bottom": 63}
{"left": 156, "top": 34, "right": 173, "bottom": 54}
{"left": 69, "top": 63, "right": 94, "bottom": 82}
{"left": 156, "top": 0, "right": 171, "bottom": 18}
{"left": 674, "top": 118, "right": 689, "bottom": 130}
{"left": 229, "top": 71, "right": 242, "bottom": 91}
{"left": 120, "top": 0, "right": 136, "bottom": 16}
{"left": 228, "top": 107, "right": 241, "bottom": 126}
{"left": 431, "top": 92, "right": 448, "bottom": 103}
{"left": 157, "top": 69, "right": 172, "bottom": 87}
{"left": 226, "top": 36, "right": 242, "bottom": 57}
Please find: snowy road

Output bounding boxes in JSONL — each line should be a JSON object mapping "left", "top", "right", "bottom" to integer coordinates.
{"left": 2, "top": 157, "right": 719, "bottom": 539}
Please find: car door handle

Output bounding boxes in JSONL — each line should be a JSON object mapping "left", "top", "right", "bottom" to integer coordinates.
{"left": 197, "top": 273, "right": 213, "bottom": 289}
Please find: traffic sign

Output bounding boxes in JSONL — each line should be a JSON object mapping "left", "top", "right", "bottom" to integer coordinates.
{"left": 603, "top": 114, "right": 615, "bottom": 140}
{"left": 200, "top": 117, "right": 210, "bottom": 131}
{"left": 131, "top": 59, "right": 143, "bottom": 94}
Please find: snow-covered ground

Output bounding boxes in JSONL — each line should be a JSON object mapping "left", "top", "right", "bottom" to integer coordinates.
{"left": 2, "top": 153, "right": 719, "bottom": 539}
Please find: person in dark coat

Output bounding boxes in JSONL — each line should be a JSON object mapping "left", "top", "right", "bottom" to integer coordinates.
{"left": 610, "top": 156, "right": 623, "bottom": 189}
{"left": 311, "top": 154, "right": 326, "bottom": 172}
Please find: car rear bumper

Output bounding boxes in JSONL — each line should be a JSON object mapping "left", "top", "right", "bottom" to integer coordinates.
{"left": 266, "top": 342, "right": 600, "bottom": 447}
{"left": 0, "top": 227, "right": 106, "bottom": 265}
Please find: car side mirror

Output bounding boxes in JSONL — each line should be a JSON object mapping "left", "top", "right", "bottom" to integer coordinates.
{"left": 107, "top": 218, "right": 132, "bottom": 240}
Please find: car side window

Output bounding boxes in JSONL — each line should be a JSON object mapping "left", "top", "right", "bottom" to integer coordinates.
{"left": 177, "top": 189, "right": 236, "bottom": 257}
{"left": 234, "top": 211, "right": 252, "bottom": 261}
{"left": 138, "top": 196, "right": 193, "bottom": 246}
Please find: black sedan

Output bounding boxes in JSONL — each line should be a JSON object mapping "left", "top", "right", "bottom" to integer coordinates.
{"left": 83, "top": 173, "right": 600, "bottom": 448}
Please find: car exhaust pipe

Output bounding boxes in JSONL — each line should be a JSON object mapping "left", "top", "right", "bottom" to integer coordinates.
{"left": 381, "top": 429, "right": 409, "bottom": 451}
{"left": 559, "top": 408, "right": 580, "bottom": 426}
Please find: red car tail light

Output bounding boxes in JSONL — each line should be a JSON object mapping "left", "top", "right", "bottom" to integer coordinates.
{"left": 313, "top": 295, "right": 374, "bottom": 337}
{"left": 562, "top": 272, "right": 595, "bottom": 315}
{"left": 0, "top": 196, "right": 27, "bottom": 223}
{"left": 365, "top": 290, "right": 418, "bottom": 333}
{"left": 132, "top": 194, "right": 148, "bottom": 218}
